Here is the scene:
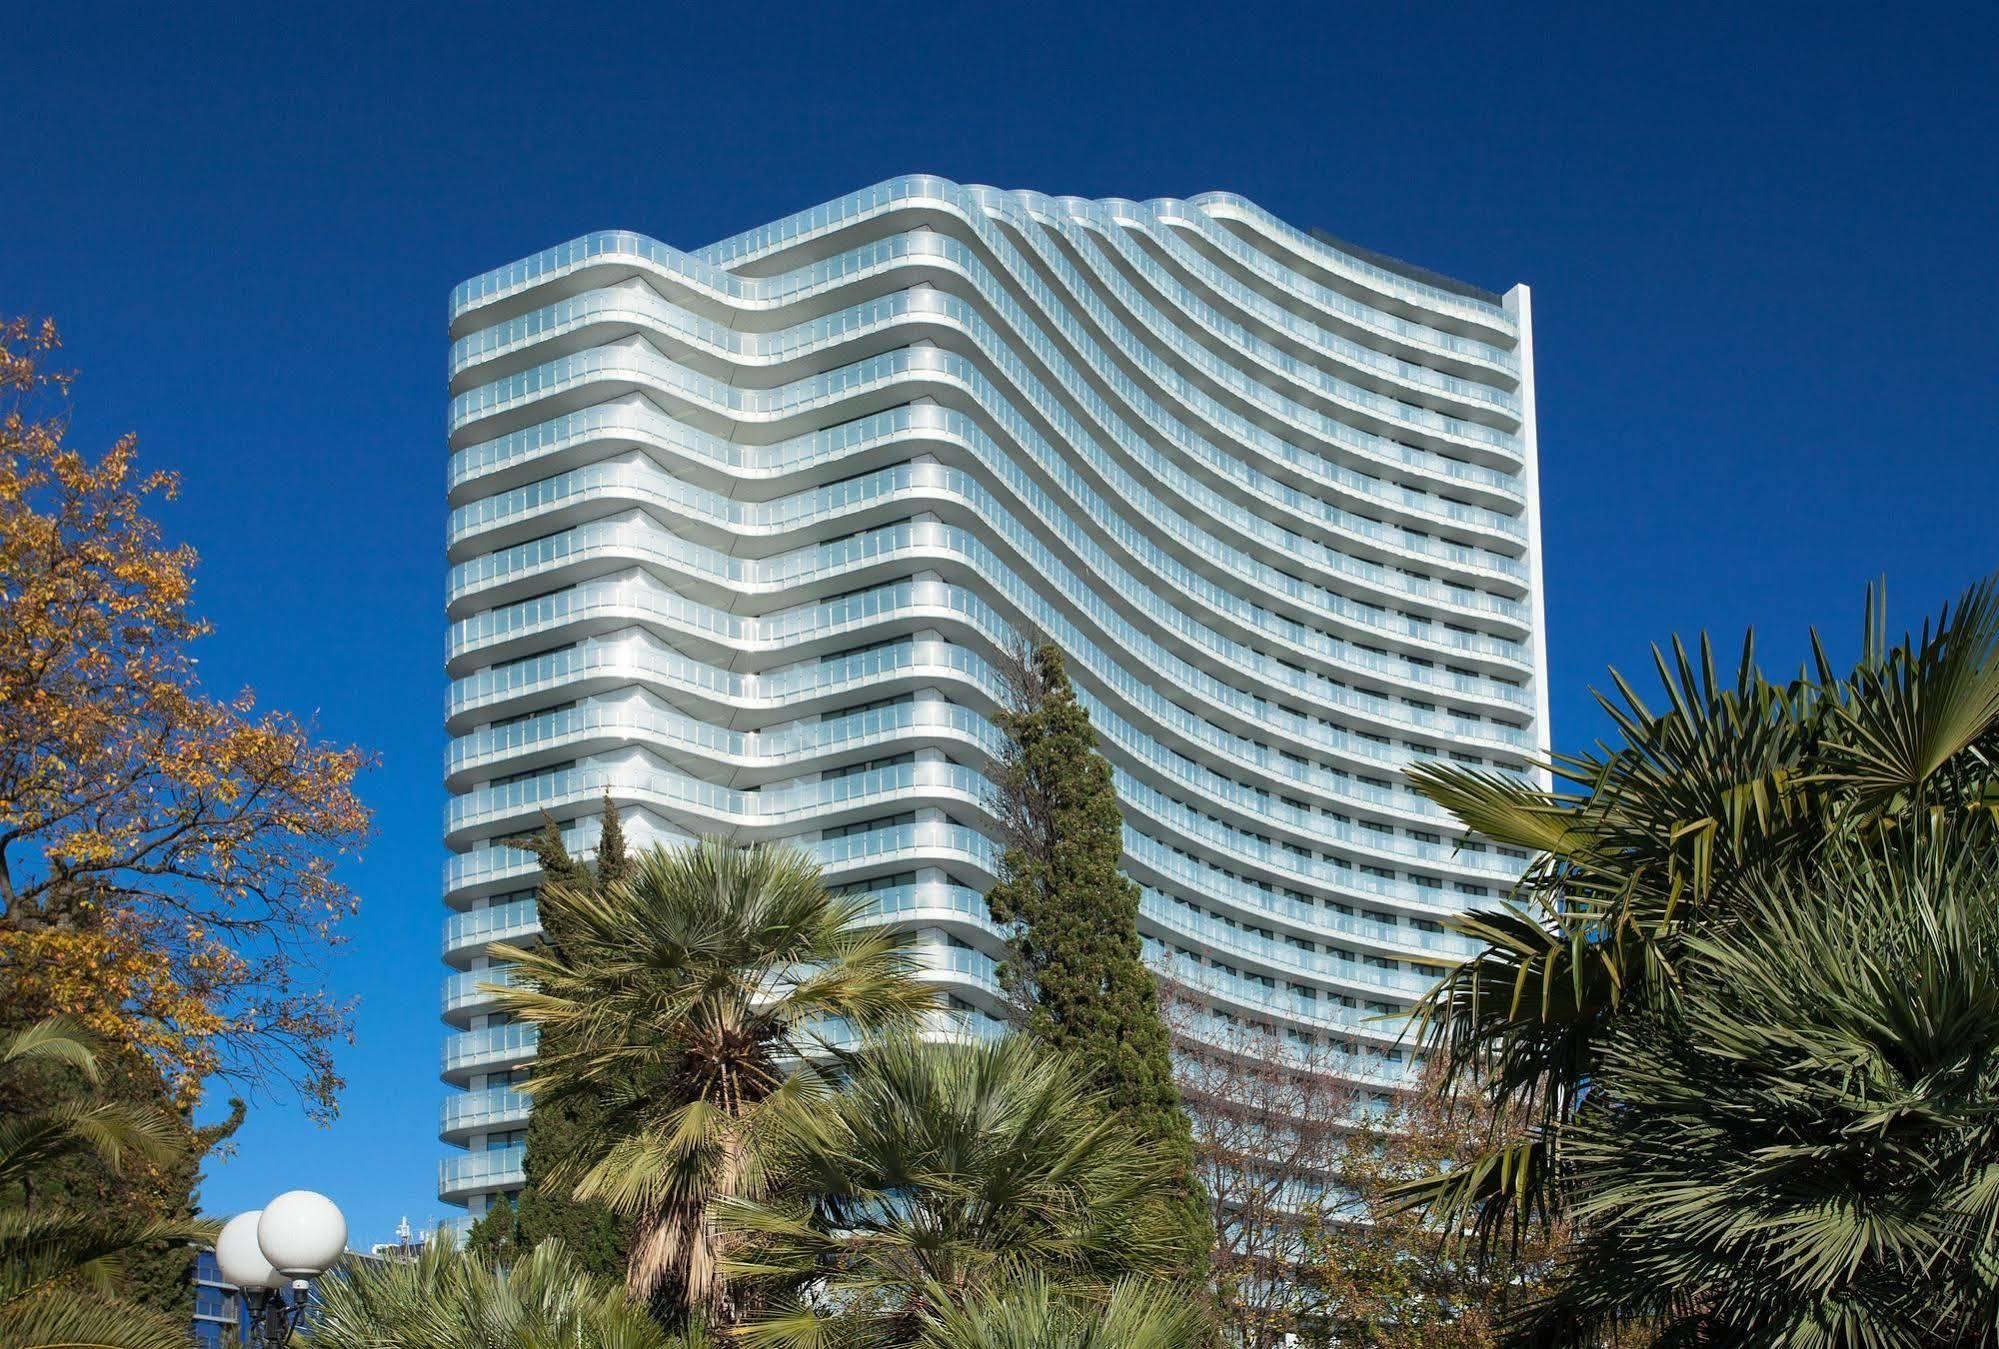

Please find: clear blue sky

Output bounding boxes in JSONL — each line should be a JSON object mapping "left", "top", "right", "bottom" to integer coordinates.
{"left": 4, "top": 0, "right": 1994, "bottom": 1246}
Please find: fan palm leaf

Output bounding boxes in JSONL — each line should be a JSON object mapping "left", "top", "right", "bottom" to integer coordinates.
{"left": 484, "top": 837, "right": 935, "bottom": 1323}
{"left": 0, "top": 1097, "right": 185, "bottom": 1193}
{"left": 1511, "top": 825, "right": 1999, "bottom": 1344}
{"left": 914, "top": 1275, "right": 1213, "bottom": 1349}
{"left": 1815, "top": 574, "right": 1999, "bottom": 822}
{"left": 1404, "top": 577, "right": 1999, "bottom": 1252}
{"left": 722, "top": 1036, "right": 1199, "bottom": 1349}
{"left": 302, "top": 1236, "right": 705, "bottom": 1349}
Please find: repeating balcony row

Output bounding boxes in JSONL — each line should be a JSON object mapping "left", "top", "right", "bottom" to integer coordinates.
{"left": 453, "top": 563, "right": 1519, "bottom": 727}
{"left": 1005, "top": 191, "right": 1519, "bottom": 420}
{"left": 1154, "top": 945, "right": 1414, "bottom": 1042}
{"left": 439, "top": 809, "right": 1513, "bottom": 932}
{"left": 451, "top": 567, "right": 1524, "bottom": 749}
{"left": 1047, "top": 192, "right": 1511, "bottom": 409}
{"left": 450, "top": 533, "right": 1526, "bottom": 712}
{"left": 444, "top": 754, "right": 1519, "bottom": 893}
{"left": 451, "top": 264, "right": 1521, "bottom": 539}
{"left": 1115, "top": 766, "right": 1519, "bottom": 885}
{"left": 448, "top": 576, "right": 1532, "bottom": 781}
{"left": 852, "top": 879, "right": 1481, "bottom": 978}
{"left": 1173, "top": 191, "right": 1510, "bottom": 329}
{"left": 450, "top": 518, "right": 1529, "bottom": 689}
{"left": 1120, "top": 823, "right": 1510, "bottom": 930}
{"left": 449, "top": 429, "right": 1531, "bottom": 756}
{"left": 451, "top": 402, "right": 1529, "bottom": 592}
{"left": 451, "top": 451, "right": 1526, "bottom": 648}
{"left": 954, "top": 200, "right": 1516, "bottom": 452}
{"left": 435, "top": 1029, "right": 1412, "bottom": 1159}
{"left": 690, "top": 177, "right": 1516, "bottom": 357}
{"left": 446, "top": 686, "right": 1507, "bottom": 835}
{"left": 441, "top": 938, "right": 1007, "bottom": 1028}
{"left": 458, "top": 179, "right": 1517, "bottom": 375}
{"left": 439, "top": 864, "right": 1474, "bottom": 979}
{"left": 447, "top": 636, "right": 1529, "bottom": 856}
{"left": 439, "top": 995, "right": 1028, "bottom": 1088}
{"left": 453, "top": 249, "right": 1517, "bottom": 473}
{"left": 439, "top": 875, "right": 1464, "bottom": 1024}
{"left": 689, "top": 177, "right": 1512, "bottom": 346}
{"left": 444, "top": 816, "right": 996, "bottom": 901}
{"left": 443, "top": 810, "right": 1508, "bottom": 968}
{"left": 436, "top": 1032, "right": 1415, "bottom": 1162}
{"left": 453, "top": 227, "right": 1519, "bottom": 501}
{"left": 450, "top": 341, "right": 1528, "bottom": 553}
{"left": 1141, "top": 890, "right": 1463, "bottom": 988}
{"left": 440, "top": 956, "right": 1407, "bottom": 1094}
{"left": 447, "top": 694, "right": 993, "bottom": 781}
{"left": 451, "top": 453, "right": 1526, "bottom": 640}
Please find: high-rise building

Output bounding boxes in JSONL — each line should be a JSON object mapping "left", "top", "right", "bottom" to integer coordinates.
{"left": 440, "top": 176, "right": 1548, "bottom": 1225}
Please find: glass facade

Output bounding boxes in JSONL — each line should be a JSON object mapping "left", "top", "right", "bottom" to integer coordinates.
{"left": 192, "top": 1249, "right": 240, "bottom": 1349}
{"left": 439, "top": 175, "right": 1548, "bottom": 1221}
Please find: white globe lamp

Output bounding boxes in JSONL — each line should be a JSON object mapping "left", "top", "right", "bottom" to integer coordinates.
{"left": 256, "top": 1189, "right": 348, "bottom": 1278}
{"left": 214, "top": 1210, "right": 280, "bottom": 1290}
{"left": 216, "top": 1189, "right": 347, "bottom": 1345}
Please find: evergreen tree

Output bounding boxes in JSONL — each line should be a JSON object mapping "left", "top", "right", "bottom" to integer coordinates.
{"left": 463, "top": 1193, "right": 522, "bottom": 1264}
{"left": 0, "top": 999, "right": 242, "bottom": 1320}
{"left": 594, "top": 794, "right": 631, "bottom": 887}
{"left": 503, "top": 797, "right": 631, "bottom": 1280}
{"left": 128, "top": 1084, "right": 243, "bottom": 1317}
{"left": 985, "top": 644, "right": 1212, "bottom": 1269}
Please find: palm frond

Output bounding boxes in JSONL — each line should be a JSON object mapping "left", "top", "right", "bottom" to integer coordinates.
{"left": 302, "top": 1236, "right": 700, "bottom": 1348}
{"left": 476, "top": 835, "right": 934, "bottom": 1316}
{"left": 0, "top": 1290, "right": 195, "bottom": 1349}
{"left": 1403, "top": 763, "right": 1586, "bottom": 856}
{"left": 1410, "top": 574, "right": 1999, "bottom": 1327}
{"left": 0, "top": 1097, "right": 186, "bottom": 1193}
{"left": 1817, "top": 573, "right": 1999, "bottom": 821}
{"left": 915, "top": 1275, "right": 1212, "bottom": 1349}
{"left": 722, "top": 1037, "right": 1200, "bottom": 1345}
{"left": 1, "top": 1018, "right": 103, "bottom": 1078}
{"left": 0, "top": 1210, "right": 215, "bottom": 1326}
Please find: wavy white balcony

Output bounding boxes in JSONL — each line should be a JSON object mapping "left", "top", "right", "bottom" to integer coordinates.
{"left": 449, "top": 403, "right": 1530, "bottom": 591}
{"left": 457, "top": 179, "right": 1519, "bottom": 372}
{"left": 445, "top": 580, "right": 1532, "bottom": 777}
{"left": 439, "top": 1087, "right": 530, "bottom": 1140}
{"left": 448, "top": 344, "right": 1528, "bottom": 547}
{"left": 439, "top": 1145, "right": 525, "bottom": 1200}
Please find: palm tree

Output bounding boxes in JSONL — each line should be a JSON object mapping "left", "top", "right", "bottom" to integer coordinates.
{"left": 486, "top": 837, "right": 937, "bottom": 1325}
{"left": 0, "top": 1017, "right": 209, "bottom": 1349}
{"left": 1400, "top": 577, "right": 1999, "bottom": 1336}
{"left": 915, "top": 1276, "right": 1212, "bottom": 1349}
{"left": 1517, "top": 825, "right": 1999, "bottom": 1344}
{"left": 722, "top": 1035, "right": 1203, "bottom": 1348}
{"left": 303, "top": 1237, "right": 704, "bottom": 1349}
{"left": 1402, "top": 577, "right": 1999, "bottom": 1234}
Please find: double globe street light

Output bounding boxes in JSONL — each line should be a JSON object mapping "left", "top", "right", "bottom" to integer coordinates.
{"left": 213, "top": 1190, "right": 349, "bottom": 1346}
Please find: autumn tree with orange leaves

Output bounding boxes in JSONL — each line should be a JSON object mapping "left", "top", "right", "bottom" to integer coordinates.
{"left": 0, "top": 316, "right": 373, "bottom": 1121}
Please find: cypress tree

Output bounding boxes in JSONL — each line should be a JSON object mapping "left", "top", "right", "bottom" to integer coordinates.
{"left": 985, "top": 644, "right": 1213, "bottom": 1269}
{"left": 481, "top": 796, "right": 632, "bottom": 1278}
{"left": 594, "top": 791, "right": 631, "bottom": 886}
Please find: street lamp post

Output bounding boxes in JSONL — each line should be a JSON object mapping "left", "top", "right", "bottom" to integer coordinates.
{"left": 213, "top": 1191, "right": 348, "bottom": 1346}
